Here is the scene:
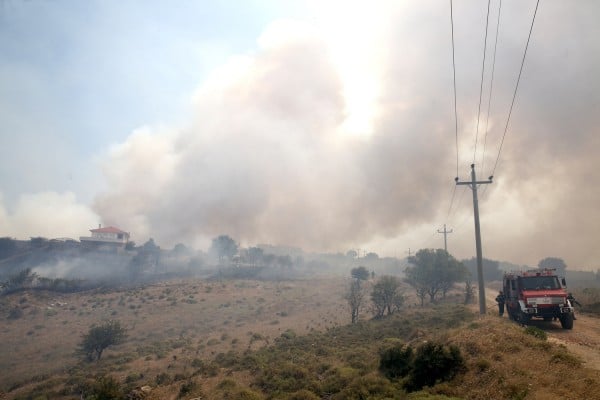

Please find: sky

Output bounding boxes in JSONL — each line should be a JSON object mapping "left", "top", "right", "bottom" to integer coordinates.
{"left": 1, "top": 0, "right": 599, "bottom": 270}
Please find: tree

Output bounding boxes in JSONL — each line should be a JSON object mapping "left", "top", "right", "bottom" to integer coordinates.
{"left": 346, "top": 266, "right": 370, "bottom": 323}
{"left": 248, "top": 247, "right": 264, "bottom": 266}
{"left": 371, "top": 275, "right": 404, "bottom": 318}
{"left": 405, "top": 249, "right": 467, "bottom": 304}
{"left": 210, "top": 235, "right": 238, "bottom": 264}
{"left": 365, "top": 252, "right": 379, "bottom": 261}
{"left": 345, "top": 279, "right": 367, "bottom": 324}
{"left": 171, "top": 243, "right": 189, "bottom": 256}
{"left": 79, "top": 320, "right": 127, "bottom": 361}
{"left": 129, "top": 238, "right": 161, "bottom": 280}
{"left": 538, "top": 257, "right": 567, "bottom": 276}
{"left": 351, "top": 266, "right": 370, "bottom": 281}
{"left": 462, "top": 257, "right": 502, "bottom": 281}
{"left": 346, "top": 249, "right": 358, "bottom": 259}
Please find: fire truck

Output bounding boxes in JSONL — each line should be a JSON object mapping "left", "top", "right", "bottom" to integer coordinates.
{"left": 502, "top": 268, "right": 574, "bottom": 329}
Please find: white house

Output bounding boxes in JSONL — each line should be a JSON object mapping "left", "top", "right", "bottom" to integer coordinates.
{"left": 80, "top": 225, "right": 130, "bottom": 249}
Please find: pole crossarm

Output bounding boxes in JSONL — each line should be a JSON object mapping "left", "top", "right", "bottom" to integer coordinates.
{"left": 437, "top": 224, "right": 453, "bottom": 252}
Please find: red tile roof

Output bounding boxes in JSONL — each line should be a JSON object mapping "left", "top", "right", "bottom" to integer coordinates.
{"left": 90, "top": 226, "right": 128, "bottom": 234}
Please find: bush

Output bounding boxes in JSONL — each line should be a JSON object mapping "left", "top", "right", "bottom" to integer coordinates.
{"left": 179, "top": 379, "right": 201, "bottom": 398}
{"left": 379, "top": 344, "right": 414, "bottom": 379}
{"left": 285, "top": 389, "right": 321, "bottom": 400}
{"left": 407, "top": 342, "right": 465, "bottom": 391}
{"left": 524, "top": 326, "right": 547, "bottom": 340}
{"left": 91, "top": 375, "right": 124, "bottom": 400}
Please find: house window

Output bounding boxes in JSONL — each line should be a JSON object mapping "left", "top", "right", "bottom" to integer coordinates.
{"left": 117, "top": 234, "right": 123, "bottom": 239}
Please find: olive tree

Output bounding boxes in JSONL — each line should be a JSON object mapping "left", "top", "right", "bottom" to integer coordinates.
{"left": 405, "top": 249, "right": 467, "bottom": 305}
{"left": 371, "top": 275, "right": 404, "bottom": 318}
{"left": 346, "top": 266, "right": 370, "bottom": 324}
{"left": 79, "top": 320, "right": 127, "bottom": 361}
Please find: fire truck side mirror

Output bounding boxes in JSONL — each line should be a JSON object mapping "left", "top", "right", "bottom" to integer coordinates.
{"left": 561, "top": 278, "right": 566, "bottom": 287}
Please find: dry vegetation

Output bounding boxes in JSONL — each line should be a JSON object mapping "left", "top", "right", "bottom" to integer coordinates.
{"left": 1, "top": 276, "right": 600, "bottom": 399}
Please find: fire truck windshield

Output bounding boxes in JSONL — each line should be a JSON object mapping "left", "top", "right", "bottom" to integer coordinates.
{"left": 520, "top": 276, "right": 560, "bottom": 290}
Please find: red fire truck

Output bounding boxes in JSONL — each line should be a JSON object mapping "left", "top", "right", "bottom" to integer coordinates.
{"left": 502, "top": 268, "right": 574, "bottom": 329}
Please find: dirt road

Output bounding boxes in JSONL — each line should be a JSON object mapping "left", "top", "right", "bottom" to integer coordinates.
{"left": 483, "top": 286, "right": 600, "bottom": 370}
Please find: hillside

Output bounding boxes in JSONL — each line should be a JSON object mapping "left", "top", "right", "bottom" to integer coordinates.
{"left": 1, "top": 276, "right": 600, "bottom": 399}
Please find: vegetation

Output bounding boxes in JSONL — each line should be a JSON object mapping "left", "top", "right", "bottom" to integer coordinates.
{"left": 79, "top": 320, "right": 128, "bottom": 361}
{"left": 210, "top": 235, "right": 239, "bottom": 264}
{"left": 405, "top": 249, "right": 467, "bottom": 305}
{"left": 371, "top": 275, "right": 404, "bottom": 318}
{"left": 539, "top": 257, "right": 568, "bottom": 276}
{"left": 3, "top": 274, "right": 600, "bottom": 399}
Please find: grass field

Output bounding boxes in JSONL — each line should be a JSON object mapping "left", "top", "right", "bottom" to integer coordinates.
{"left": 2, "top": 276, "right": 600, "bottom": 399}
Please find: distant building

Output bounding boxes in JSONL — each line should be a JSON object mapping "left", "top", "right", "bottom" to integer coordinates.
{"left": 80, "top": 225, "right": 130, "bottom": 251}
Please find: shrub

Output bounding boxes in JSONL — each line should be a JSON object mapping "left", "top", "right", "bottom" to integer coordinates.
{"left": 155, "top": 372, "right": 172, "bottom": 385}
{"left": 331, "top": 374, "right": 400, "bottom": 400}
{"left": 285, "top": 389, "right": 321, "bottom": 400}
{"left": 407, "top": 342, "right": 465, "bottom": 391}
{"left": 91, "top": 375, "right": 124, "bottom": 400}
{"left": 379, "top": 344, "right": 414, "bottom": 379}
{"left": 524, "top": 326, "right": 547, "bottom": 341}
{"left": 178, "top": 379, "right": 201, "bottom": 398}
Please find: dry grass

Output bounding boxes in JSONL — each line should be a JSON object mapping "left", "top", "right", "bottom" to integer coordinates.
{"left": 0, "top": 277, "right": 348, "bottom": 397}
{"left": 2, "top": 278, "right": 600, "bottom": 399}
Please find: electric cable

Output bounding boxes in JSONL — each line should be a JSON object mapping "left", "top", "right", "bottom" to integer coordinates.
{"left": 473, "top": 0, "right": 492, "bottom": 164}
{"left": 490, "top": 0, "right": 540, "bottom": 177}
{"left": 481, "top": 0, "right": 502, "bottom": 173}
{"left": 450, "top": 0, "right": 459, "bottom": 179}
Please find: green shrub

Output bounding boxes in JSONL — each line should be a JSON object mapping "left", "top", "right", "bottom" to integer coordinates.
{"left": 285, "top": 389, "right": 321, "bottom": 400}
{"left": 406, "top": 342, "right": 465, "bottom": 391}
{"left": 91, "top": 375, "right": 124, "bottom": 400}
{"left": 178, "top": 379, "right": 201, "bottom": 398}
{"left": 550, "top": 351, "right": 581, "bottom": 366}
{"left": 379, "top": 344, "right": 414, "bottom": 379}
{"left": 524, "top": 326, "right": 547, "bottom": 340}
{"left": 331, "top": 374, "right": 400, "bottom": 400}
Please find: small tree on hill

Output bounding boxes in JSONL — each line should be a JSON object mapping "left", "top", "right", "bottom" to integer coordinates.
{"left": 346, "top": 266, "right": 370, "bottom": 323}
{"left": 346, "top": 279, "right": 367, "bottom": 324}
{"left": 79, "top": 320, "right": 127, "bottom": 361}
{"left": 210, "top": 235, "right": 238, "bottom": 264}
{"left": 351, "top": 266, "right": 370, "bottom": 281}
{"left": 405, "top": 249, "right": 467, "bottom": 304}
{"left": 371, "top": 275, "right": 404, "bottom": 318}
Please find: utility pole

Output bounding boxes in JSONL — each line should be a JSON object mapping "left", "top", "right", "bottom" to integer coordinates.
{"left": 406, "top": 248, "right": 412, "bottom": 257}
{"left": 456, "top": 164, "right": 493, "bottom": 315}
{"left": 437, "top": 224, "right": 453, "bottom": 252}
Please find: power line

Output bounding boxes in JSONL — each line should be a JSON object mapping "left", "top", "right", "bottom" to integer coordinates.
{"left": 450, "top": 0, "right": 459, "bottom": 179}
{"left": 473, "top": 0, "right": 492, "bottom": 164}
{"left": 490, "top": 0, "right": 540, "bottom": 177}
{"left": 481, "top": 0, "right": 503, "bottom": 173}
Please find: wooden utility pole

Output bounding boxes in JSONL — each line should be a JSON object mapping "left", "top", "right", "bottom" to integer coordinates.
{"left": 437, "top": 224, "right": 453, "bottom": 252}
{"left": 456, "top": 164, "right": 492, "bottom": 315}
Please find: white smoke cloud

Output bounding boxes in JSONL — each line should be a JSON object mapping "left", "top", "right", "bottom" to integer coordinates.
{"left": 91, "top": 3, "right": 600, "bottom": 270}
{"left": 0, "top": 191, "right": 99, "bottom": 239}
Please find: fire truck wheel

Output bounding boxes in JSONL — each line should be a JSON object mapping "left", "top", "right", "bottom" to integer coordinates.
{"left": 560, "top": 313, "right": 574, "bottom": 330}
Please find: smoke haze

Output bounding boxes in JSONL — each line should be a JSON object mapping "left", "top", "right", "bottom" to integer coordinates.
{"left": 1, "top": 1, "right": 599, "bottom": 268}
